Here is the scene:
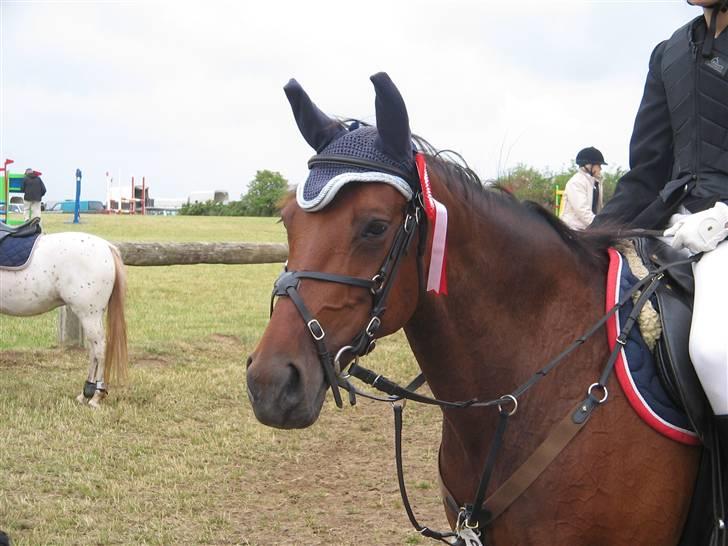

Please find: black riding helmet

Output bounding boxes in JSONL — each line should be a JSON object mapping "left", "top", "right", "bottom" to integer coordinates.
{"left": 688, "top": 0, "right": 728, "bottom": 57}
{"left": 688, "top": 0, "right": 728, "bottom": 11}
{"left": 575, "top": 147, "right": 607, "bottom": 167}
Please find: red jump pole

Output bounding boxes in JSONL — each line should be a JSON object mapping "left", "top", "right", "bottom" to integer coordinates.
{"left": 142, "top": 176, "right": 146, "bottom": 215}
{"left": 2, "top": 159, "right": 15, "bottom": 224}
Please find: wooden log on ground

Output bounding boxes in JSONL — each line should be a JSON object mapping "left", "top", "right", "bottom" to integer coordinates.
{"left": 112, "top": 242, "right": 288, "bottom": 266}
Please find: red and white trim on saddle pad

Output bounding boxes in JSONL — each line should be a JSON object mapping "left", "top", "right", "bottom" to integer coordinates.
{"left": 606, "top": 248, "right": 700, "bottom": 446}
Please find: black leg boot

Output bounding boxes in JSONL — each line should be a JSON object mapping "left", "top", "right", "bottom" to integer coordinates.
{"left": 716, "top": 415, "right": 728, "bottom": 544}
{"left": 717, "top": 415, "right": 728, "bottom": 475}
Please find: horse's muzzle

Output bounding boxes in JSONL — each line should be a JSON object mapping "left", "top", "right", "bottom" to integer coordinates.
{"left": 246, "top": 354, "right": 326, "bottom": 429}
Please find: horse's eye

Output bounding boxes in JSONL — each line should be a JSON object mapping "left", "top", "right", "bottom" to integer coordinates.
{"left": 362, "top": 220, "right": 389, "bottom": 238}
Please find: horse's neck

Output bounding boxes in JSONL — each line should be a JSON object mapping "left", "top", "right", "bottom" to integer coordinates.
{"left": 407, "top": 243, "right": 591, "bottom": 400}
{"left": 403, "top": 182, "right": 607, "bottom": 475}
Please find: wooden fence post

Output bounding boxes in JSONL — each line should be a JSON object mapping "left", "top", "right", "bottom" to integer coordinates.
{"left": 113, "top": 241, "right": 288, "bottom": 266}
{"left": 58, "top": 306, "right": 85, "bottom": 348}
{"left": 56, "top": 241, "right": 288, "bottom": 345}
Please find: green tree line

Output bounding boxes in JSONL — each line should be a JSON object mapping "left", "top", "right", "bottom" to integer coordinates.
{"left": 495, "top": 163, "right": 626, "bottom": 212}
{"left": 180, "top": 170, "right": 289, "bottom": 217}
{"left": 181, "top": 165, "right": 626, "bottom": 217}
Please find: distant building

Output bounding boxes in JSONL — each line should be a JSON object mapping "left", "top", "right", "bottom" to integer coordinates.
{"left": 187, "top": 190, "right": 229, "bottom": 204}
{"left": 108, "top": 185, "right": 150, "bottom": 213}
{"left": 147, "top": 198, "right": 186, "bottom": 216}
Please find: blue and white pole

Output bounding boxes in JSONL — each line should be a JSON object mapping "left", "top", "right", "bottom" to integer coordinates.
{"left": 73, "top": 168, "right": 82, "bottom": 224}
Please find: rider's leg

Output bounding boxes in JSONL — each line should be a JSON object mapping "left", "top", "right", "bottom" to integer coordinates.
{"left": 689, "top": 240, "right": 728, "bottom": 416}
{"left": 690, "top": 240, "right": 728, "bottom": 487}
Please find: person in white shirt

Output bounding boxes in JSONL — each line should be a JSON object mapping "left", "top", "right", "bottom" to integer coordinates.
{"left": 559, "top": 147, "right": 606, "bottom": 230}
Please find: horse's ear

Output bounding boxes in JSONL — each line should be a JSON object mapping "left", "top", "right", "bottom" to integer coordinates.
{"left": 284, "top": 79, "right": 346, "bottom": 153}
{"left": 370, "top": 72, "right": 412, "bottom": 164}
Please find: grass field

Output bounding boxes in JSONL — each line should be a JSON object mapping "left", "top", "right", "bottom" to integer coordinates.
{"left": 0, "top": 214, "right": 445, "bottom": 545}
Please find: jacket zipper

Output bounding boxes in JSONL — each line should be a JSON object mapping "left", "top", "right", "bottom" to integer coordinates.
{"left": 692, "top": 41, "right": 701, "bottom": 192}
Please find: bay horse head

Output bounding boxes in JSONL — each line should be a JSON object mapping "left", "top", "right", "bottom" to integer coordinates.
{"left": 246, "top": 73, "right": 425, "bottom": 428}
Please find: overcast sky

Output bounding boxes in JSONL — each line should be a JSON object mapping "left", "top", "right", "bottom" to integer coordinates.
{"left": 0, "top": 1, "right": 702, "bottom": 203}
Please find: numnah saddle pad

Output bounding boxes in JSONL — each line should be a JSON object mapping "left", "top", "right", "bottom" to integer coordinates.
{"left": 0, "top": 233, "right": 41, "bottom": 270}
{"left": 606, "top": 247, "right": 699, "bottom": 446}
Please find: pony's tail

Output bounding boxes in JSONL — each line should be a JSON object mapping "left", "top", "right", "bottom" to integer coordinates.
{"left": 105, "top": 245, "right": 129, "bottom": 385}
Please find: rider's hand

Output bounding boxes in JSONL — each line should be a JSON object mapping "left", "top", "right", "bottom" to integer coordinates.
{"left": 663, "top": 201, "right": 728, "bottom": 254}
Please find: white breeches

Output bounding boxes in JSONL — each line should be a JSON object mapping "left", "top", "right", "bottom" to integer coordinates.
{"left": 690, "top": 240, "right": 728, "bottom": 415}
{"left": 664, "top": 208, "right": 728, "bottom": 415}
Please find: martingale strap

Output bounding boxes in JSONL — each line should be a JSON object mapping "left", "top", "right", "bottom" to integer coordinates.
{"left": 434, "top": 398, "right": 595, "bottom": 526}
{"left": 462, "top": 269, "right": 669, "bottom": 530}
{"left": 357, "top": 253, "right": 701, "bottom": 542}
{"left": 393, "top": 403, "right": 458, "bottom": 544}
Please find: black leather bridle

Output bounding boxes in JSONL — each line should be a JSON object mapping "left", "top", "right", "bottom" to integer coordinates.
{"left": 270, "top": 155, "right": 426, "bottom": 408}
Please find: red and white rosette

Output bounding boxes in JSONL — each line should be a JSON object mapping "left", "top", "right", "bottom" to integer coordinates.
{"left": 415, "top": 153, "right": 448, "bottom": 295}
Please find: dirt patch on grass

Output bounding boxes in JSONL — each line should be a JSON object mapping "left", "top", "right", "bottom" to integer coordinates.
{"left": 0, "top": 347, "right": 80, "bottom": 369}
{"left": 134, "top": 356, "right": 172, "bottom": 368}
{"left": 0, "top": 350, "right": 30, "bottom": 367}
{"left": 234, "top": 404, "right": 448, "bottom": 545}
{"left": 209, "top": 333, "right": 243, "bottom": 344}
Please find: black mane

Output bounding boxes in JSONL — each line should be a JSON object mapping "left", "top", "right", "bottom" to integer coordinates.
{"left": 413, "top": 136, "right": 619, "bottom": 268}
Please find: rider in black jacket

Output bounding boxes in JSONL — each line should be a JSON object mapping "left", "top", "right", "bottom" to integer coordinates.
{"left": 593, "top": 0, "right": 728, "bottom": 518}
{"left": 594, "top": 2, "right": 728, "bottom": 229}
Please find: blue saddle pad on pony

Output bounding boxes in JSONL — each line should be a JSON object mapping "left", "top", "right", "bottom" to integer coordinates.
{"left": 0, "top": 232, "right": 42, "bottom": 269}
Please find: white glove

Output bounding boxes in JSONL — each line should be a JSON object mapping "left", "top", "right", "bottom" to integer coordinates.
{"left": 663, "top": 201, "right": 728, "bottom": 253}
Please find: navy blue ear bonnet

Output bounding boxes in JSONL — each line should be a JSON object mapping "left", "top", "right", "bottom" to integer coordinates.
{"left": 285, "top": 73, "right": 419, "bottom": 211}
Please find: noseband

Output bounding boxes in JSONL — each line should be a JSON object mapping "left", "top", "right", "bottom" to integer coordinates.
{"left": 270, "top": 174, "right": 425, "bottom": 408}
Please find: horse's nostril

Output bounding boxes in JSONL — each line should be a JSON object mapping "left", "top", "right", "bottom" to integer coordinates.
{"left": 246, "top": 382, "right": 257, "bottom": 404}
{"left": 286, "top": 363, "right": 301, "bottom": 393}
{"left": 246, "top": 355, "right": 253, "bottom": 369}
{"left": 279, "top": 362, "right": 304, "bottom": 408}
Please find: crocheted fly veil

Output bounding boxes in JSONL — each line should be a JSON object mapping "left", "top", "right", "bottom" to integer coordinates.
{"left": 284, "top": 73, "right": 419, "bottom": 211}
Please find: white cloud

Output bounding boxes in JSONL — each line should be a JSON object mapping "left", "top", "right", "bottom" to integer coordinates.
{"left": 0, "top": 0, "right": 699, "bottom": 202}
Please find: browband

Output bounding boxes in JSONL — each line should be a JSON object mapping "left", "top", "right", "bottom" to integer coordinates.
{"left": 308, "top": 154, "right": 418, "bottom": 187}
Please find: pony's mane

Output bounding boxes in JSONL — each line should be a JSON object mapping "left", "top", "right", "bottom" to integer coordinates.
{"left": 412, "top": 135, "right": 619, "bottom": 268}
